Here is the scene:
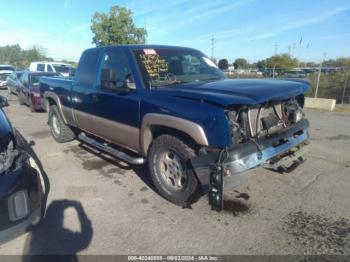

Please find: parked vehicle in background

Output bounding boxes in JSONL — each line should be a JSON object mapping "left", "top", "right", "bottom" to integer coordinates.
{"left": 18, "top": 71, "right": 58, "bottom": 112}
{"left": 0, "top": 96, "right": 45, "bottom": 243}
{"left": 0, "top": 65, "right": 15, "bottom": 89}
{"left": 6, "top": 71, "right": 25, "bottom": 95}
{"left": 29, "top": 62, "right": 72, "bottom": 77}
{"left": 40, "top": 45, "right": 310, "bottom": 210}
{"left": 284, "top": 69, "right": 308, "bottom": 78}
{"left": 301, "top": 68, "right": 318, "bottom": 74}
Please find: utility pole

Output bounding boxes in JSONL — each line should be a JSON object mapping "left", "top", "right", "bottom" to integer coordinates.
{"left": 210, "top": 35, "right": 215, "bottom": 61}
{"left": 304, "top": 43, "right": 310, "bottom": 67}
{"left": 287, "top": 45, "right": 291, "bottom": 56}
{"left": 341, "top": 71, "right": 349, "bottom": 104}
{"left": 144, "top": 18, "right": 147, "bottom": 44}
{"left": 315, "top": 52, "right": 327, "bottom": 98}
{"left": 274, "top": 43, "right": 278, "bottom": 55}
{"left": 297, "top": 37, "right": 302, "bottom": 68}
{"left": 291, "top": 43, "right": 296, "bottom": 57}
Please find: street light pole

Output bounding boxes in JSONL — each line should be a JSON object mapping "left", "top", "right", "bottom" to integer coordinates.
{"left": 315, "top": 52, "right": 326, "bottom": 98}
{"left": 341, "top": 71, "right": 349, "bottom": 104}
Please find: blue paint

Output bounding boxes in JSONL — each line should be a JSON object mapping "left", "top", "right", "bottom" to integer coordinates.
{"left": 40, "top": 45, "right": 310, "bottom": 148}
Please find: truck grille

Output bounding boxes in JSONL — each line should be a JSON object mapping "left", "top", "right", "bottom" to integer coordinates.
{"left": 247, "top": 103, "right": 285, "bottom": 137}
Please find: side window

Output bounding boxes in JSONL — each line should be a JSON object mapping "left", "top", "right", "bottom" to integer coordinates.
{"left": 76, "top": 49, "right": 100, "bottom": 86}
{"left": 100, "top": 49, "right": 135, "bottom": 90}
{"left": 21, "top": 74, "right": 28, "bottom": 87}
{"left": 47, "top": 64, "right": 54, "bottom": 72}
{"left": 37, "top": 64, "right": 45, "bottom": 72}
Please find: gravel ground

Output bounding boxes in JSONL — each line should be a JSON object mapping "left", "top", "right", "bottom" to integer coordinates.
{"left": 0, "top": 89, "right": 349, "bottom": 255}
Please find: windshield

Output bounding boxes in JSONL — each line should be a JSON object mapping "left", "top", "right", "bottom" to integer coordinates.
{"left": 133, "top": 48, "right": 225, "bottom": 87}
{"left": 52, "top": 64, "right": 71, "bottom": 74}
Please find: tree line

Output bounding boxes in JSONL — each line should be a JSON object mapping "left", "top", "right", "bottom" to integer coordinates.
{"left": 218, "top": 55, "right": 350, "bottom": 71}
{"left": 0, "top": 44, "right": 77, "bottom": 69}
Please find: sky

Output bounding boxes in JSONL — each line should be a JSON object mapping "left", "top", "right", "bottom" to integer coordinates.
{"left": 0, "top": 0, "right": 349, "bottom": 62}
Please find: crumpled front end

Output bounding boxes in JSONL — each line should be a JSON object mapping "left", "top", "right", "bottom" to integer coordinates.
{"left": 0, "top": 132, "right": 44, "bottom": 243}
{"left": 191, "top": 97, "right": 310, "bottom": 210}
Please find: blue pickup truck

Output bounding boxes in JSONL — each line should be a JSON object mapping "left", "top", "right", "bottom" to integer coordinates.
{"left": 40, "top": 45, "right": 309, "bottom": 210}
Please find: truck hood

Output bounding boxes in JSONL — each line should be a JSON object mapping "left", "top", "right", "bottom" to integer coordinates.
{"left": 153, "top": 79, "right": 309, "bottom": 106}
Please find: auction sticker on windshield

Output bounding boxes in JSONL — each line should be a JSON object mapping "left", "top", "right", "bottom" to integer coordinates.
{"left": 144, "top": 49, "right": 157, "bottom": 55}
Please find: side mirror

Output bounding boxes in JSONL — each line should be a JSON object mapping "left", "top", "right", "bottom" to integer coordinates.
{"left": 101, "top": 68, "right": 119, "bottom": 92}
{"left": 101, "top": 69, "right": 133, "bottom": 93}
{"left": 69, "top": 68, "right": 76, "bottom": 78}
{"left": 0, "top": 96, "right": 9, "bottom": 108}
{"left": 101, "top": 68, "right": 117, "bottom": 83}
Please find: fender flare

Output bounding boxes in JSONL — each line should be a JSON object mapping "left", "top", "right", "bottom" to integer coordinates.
{"left": 43, "top": 92, "right": 68, "bottom": 124}
{"left": 140, "top": 113, "right": 209, "bottom": 155}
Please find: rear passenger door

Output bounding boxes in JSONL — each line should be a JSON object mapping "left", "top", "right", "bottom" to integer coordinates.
{"left": 72, "top": 48, "right": 101, "bottom": 133}
{"left": 91, "top": 47, "right": 140, "bottom": 152}
{"left": 19, "top": 73, "right": 30, "bottom": 102}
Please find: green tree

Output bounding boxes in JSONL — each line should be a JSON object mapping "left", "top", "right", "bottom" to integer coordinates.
{"left": 22, "top": 46, "right": 47, "bottom": 67}
{"left": 233, "top": 58, "right": 249, "bottom": 69}
{"left": 218, "top": 59, "right": 229, "bottom": 70}
{"left": 265, "top": 54, "right": 298, "bottom": 70}
{"left": 0, "top": 44, "right": 70, "bottom": 69}
{"left": 91, "top": 5, "right": 147, "bottom": 46}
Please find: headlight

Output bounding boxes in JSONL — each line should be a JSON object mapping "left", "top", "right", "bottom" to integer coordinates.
{"left": 32, "top": 92, "right": 40, "bottom": 97}
{"left": 293, "top": 109, "right": 304, "bottom": 123}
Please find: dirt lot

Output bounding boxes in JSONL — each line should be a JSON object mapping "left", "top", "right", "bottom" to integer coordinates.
{"left": 0, "top": 89, "right": 349, "bottom": 255}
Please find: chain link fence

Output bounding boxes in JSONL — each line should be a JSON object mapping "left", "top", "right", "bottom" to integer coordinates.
{"left": 225, "top": 68, "right": 350, "bottom": 104}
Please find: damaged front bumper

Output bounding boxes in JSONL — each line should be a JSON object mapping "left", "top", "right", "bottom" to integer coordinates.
{"left": 191, "top": 118, "right": 309, "bottom": 210}
{"left": 0, "top": 155, "right": 44, "bottom": 244}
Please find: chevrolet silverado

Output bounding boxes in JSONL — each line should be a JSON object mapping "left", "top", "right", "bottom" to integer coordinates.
{"left": 39, "top": 45, "right": 309, "bottom": 210}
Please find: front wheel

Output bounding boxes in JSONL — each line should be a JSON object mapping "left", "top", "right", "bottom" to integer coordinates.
{"left": 48, "top": 105, "right": 75, "bottom": 143}
{"left": 148, "top": 135, "right": 198, "bottom": 206}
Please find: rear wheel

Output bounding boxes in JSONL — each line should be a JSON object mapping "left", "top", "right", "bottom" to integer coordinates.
{"left": 48, "top": 105, "right": 75, "bottom": 143}
{"left": 148, "top": 135, "right": 198, "bottom": 206}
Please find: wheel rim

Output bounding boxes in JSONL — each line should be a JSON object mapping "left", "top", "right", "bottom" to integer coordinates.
{"left": 158, "top": 151, "right": 187, "bottom": 191}
{"left": 51, "top": 114, "right": 61, "bottom": 136}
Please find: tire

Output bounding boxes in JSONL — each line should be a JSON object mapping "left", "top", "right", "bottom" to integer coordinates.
{"left": 42, "top": 99, "right": 49, "bottom": 112}
{"left": 48, "top": 105, "right": 75, "bottom": 143}
{"left": 148, "top": 134, "right": 198, "bottom": 206}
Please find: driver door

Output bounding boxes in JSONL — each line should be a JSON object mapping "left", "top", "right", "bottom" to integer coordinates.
{"left": 91, "top": 47, "right": 141, "bottom": 152}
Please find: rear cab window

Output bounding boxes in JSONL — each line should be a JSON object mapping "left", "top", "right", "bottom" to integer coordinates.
{"left": 76, "top": 48, "right": 101, "bottom": 87}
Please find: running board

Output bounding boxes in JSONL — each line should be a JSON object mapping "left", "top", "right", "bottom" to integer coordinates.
{"left": 78, "top": 133, "right": 145, "bottom": 165}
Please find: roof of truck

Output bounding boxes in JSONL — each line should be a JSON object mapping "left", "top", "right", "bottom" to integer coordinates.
{"left": 30, "top": 61, "right": 71, "bottom": 65}
{"left": 84, "top": 44, "right": 200, "bottom": 52}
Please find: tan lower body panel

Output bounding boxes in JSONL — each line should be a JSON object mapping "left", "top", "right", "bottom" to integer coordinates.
{"left": 72, "top": 109, "right": 140, "bottom": 153}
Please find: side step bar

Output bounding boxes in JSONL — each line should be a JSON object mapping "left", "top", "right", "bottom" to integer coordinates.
{"left": 78, "top": 133, "right": 146, "bottom": 165}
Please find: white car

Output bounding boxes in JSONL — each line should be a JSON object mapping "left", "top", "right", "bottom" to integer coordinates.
{"left": 0, "top": 65, "right": 15, "bottom": 89}
{"left": 29, "top": 62, "right": 72, "bottom": 77}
